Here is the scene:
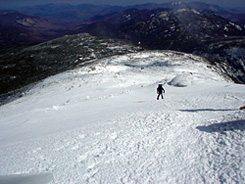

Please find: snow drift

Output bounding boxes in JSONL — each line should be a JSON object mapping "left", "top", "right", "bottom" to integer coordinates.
{"left": 0, "top": 51, "right": 244, "bottom": 183}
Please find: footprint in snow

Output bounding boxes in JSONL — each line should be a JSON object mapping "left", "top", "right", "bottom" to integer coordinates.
{"left": 77, "top": 154, "right": 87, "bottom": 163}
{"left": 32, "top": 147, "right": 42, "bottom": 153}
{"left": 44, "top": 105, "right": 64, "bottom": 112}
{"left": 71, "top": 144, "right": 80, "bottom": 150}
{"left": 78, "top": 134, "right": 86, "bottom": 139}
{"left": 109, "top": 133, "right": 118, "bottom": 140}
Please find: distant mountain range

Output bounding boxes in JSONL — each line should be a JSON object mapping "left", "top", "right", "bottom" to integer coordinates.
{"left": 75, "top": 8, "right": 244, "bottom": 48}
{"left": 75, "top": 7, "right": 245, "bottom": 83}
{"left": 16, "top": 2, "right": 245, "bottom": 24}
{"left": 0, "top": 10, "right": 68, "bottom": 48}
{"left": 0, "top": 1, "right": 244, "bottom": 88}
{"left": 17, "top": 3, "right": 125, "bottom": 24}
{"left": 1, "top": 2, "right": 244, "bottom": 48}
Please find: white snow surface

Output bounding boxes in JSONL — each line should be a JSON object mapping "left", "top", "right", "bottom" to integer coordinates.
{"left": 0, "top": 51, "right": 244, "bottom": 184}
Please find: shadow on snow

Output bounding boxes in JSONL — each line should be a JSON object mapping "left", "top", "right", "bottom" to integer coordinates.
{"left": 179, "top": 108, "right": 237, "bottom": 112}
{"left": 0, "top": 173, "right": 53, "bottom": 184}
{"left": 196, "top": 120, "right": 245, "bottom": 133}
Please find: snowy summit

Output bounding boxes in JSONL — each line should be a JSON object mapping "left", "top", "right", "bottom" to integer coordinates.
{"left": 0, "top": 51, "right": 244, "bottom": 183}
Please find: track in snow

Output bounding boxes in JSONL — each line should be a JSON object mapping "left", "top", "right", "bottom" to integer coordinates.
{"left": 0, "top": 51, "right": 244, "bottom": 183}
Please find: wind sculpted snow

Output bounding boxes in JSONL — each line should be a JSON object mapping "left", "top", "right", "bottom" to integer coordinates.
{"left": 0, "top": 51, "right": 244, "bottom": 183}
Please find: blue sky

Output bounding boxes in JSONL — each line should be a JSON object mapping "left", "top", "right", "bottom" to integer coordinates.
{"left": 0, "top": 0, "right": 244, "bottom": 9}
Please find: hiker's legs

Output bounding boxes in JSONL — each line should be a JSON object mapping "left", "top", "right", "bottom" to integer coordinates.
{"left": 157, "top": 93, "right": 163, "bottom": 100}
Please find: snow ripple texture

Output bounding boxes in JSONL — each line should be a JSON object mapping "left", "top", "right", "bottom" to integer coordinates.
{"left": 0, "top": 51, "right": 244, "bottom": 184}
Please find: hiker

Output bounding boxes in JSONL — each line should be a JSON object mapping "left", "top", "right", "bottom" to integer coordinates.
{"left": 157, "top": 84, "right": 165, "bottom": 100}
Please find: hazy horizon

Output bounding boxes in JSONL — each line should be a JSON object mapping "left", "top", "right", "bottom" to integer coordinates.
{"left": 0, "top": 0, "right": 245, "bottom": 9}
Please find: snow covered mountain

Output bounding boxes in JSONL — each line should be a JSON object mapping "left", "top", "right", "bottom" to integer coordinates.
{"left": 3, "top": 2, "right": 244, "bottom": 48}
{"left": 1, "top": 3, "right": 244, "bottom": 85}
{"left": 76, "top": 7, "right": 245, "bottom": 49}
{"left": 0, "top": 33, "right": 143, "bottom": 100}
{"left": 75, "top": 7, "right": 245, "bottom": 84}
{"left": 0, "top": 50, "right": 244, "bottom": 183}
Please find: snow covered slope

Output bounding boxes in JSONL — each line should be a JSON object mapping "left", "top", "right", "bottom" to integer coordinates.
{"left": 0, "top": 51, "right": 244, "bottom": 183}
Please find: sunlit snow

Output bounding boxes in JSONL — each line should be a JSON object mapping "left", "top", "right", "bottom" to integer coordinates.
{"left": 0, "top": 51, "right": 244, "bottom": 184}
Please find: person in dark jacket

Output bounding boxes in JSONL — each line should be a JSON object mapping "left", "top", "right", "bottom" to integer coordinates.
{"left": 157, "top": 84, "right": 165, "bottom": 100}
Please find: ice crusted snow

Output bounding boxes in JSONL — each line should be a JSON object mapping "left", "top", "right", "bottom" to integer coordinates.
{"left": 0, "top": 51, "right": 244, "bottom": 183}
{"left": 0, "top": 173, "right": 53, "bottom": 184}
